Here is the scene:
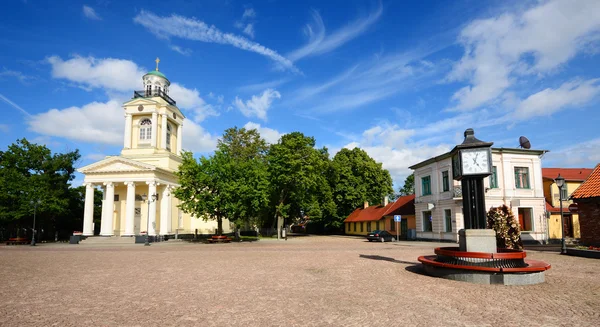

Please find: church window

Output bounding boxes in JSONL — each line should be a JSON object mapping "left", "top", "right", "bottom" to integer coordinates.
{"left": 166, "top": 124, "right": 172, "bottom": 150}
{"left": 146, "top": 84, "right": 151, "bottom": 96}
{"left": 139, "top": 118, "right": 152, "bottom": 143}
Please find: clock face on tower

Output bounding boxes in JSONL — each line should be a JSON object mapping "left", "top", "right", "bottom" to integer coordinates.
{"left": 460, "top": 148, "right": 490, "bottom": 175}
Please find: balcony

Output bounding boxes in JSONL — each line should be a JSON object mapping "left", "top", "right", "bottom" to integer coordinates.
{"left": 133, "top": 90, "right": 176, "bottom": 106}
{"left": 453, "top": 186, "right": 462, "bottom": 199}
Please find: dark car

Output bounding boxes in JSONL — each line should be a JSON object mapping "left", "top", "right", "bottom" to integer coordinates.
{"left": 366, "top": 230, "right": 395, "bottom": 242}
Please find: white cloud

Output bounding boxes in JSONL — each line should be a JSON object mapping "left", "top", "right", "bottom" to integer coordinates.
{"left": 243, "top": 24, "right": 255, "bottom": 38}
{"left": 338, "top": 122, "right": 451, "bottom": 187}
{"left": 288, "top": 2, "right": 383, "bottom": 62}
{"left": 28, "top": 100, "right": 123, "bottom": 145}
{"left": 182, "top": 120, "right": 218, "bottom": 153}
{"left": 515, "top": 79, "right": 600, "bottom": 120}
{"left": 243, "top": 122, "right": 284, "bottom": 144}
{"left": 169, "top": 45, "right": 192, "bottom": 56}
{"left": 82, "top": 5, "right": 101, "bottom": 20}
{"left": 169, "top": 83, "right": 218, "bottom": 122}
{"left": 47, "top": 55, "right": 144, "bottom": 91}
{"left": 544, "top": 138, "right": 600, "bottom": 167}
{"left": 233, "top": 89, "right": 281, "bottom": 121}
{"left": 0, "top": 69, "right": 37, "bottom": 84}
{"left": 242, "top": 8, "right": 256, "bottom": 19}
{"left": 84, "top": 153, "right": 108, "bottom": 161}
{"left": 448, "top": 0, "right": 600, "bottom": 111}
{"left": 133, "top": 10, "right": 298, "bottom": 72}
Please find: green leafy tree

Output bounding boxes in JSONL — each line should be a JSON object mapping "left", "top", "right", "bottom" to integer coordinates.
{"left": 0, "top": 138, "right": 80, "bottom": 238}
{"left": 398, "top": 174, "right": 415, "bottom": 196}
{"left": 174, "top": 127, "right": 270, "bottom": 235}
{"left": 330, "top": 148, "right": 394, "bottom": 224}
{"left": 267, "top": 132, "right": 335, "bottom": 237}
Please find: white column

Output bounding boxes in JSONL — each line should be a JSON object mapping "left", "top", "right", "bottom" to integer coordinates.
{"left": 82, "top": 183, "right": 95, "bottom": 236}
{"left": 160, "top": 185, "right": 170, "bottom": 235}
{"left": 100, "top": 182, "right": 115, "bottom": 236}
{"left": 124, "top": 113, "right": 132, "bottom": 149}
{"left": 177, "top": 123, "right": 183, "bottom": 155}
{"left": 161, "top": 114, "right": 168, "bottom": 150}
{"left": 151, "top": 112, "right": 158, "bottom": 148}
{"left": 124, "top": 182, "right": 136, "bottom": 236}
{"left": 147, "top": 181, "right": 158, "bottom": 236}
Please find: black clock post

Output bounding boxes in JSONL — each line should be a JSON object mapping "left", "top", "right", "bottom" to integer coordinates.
{"left": 451, "top": 129, "right": 495, "bottom": 252}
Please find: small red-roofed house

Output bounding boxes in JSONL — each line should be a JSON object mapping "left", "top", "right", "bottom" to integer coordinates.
{"left": 571, "top": 164, "right": 600, "bottom": 246}
{"left": 344, "top": 195, "right": 415, "bottom": 239}
{"left": 542, "top": 168, "right": 593, "bottom": 240}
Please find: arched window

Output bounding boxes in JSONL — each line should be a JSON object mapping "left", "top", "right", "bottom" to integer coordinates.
{"left": 146, "top": 83, "right": 151, "bottom": 96}
{"left": 166, "top": 124, "right": 172, "bottom": 150}
{"left": 139, "top": 118, "right": 152, "bottom": 143}
{"left": 164, "top": 85, "right": 168, "bottom": 95}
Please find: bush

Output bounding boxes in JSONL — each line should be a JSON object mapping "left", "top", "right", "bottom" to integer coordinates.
{"left": 487, "top": 205, "right": 523, "bottom": 250}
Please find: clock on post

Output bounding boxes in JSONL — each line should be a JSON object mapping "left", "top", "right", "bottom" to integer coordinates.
{"left": 451, "top": 129, "right": 493, "bottom": 229}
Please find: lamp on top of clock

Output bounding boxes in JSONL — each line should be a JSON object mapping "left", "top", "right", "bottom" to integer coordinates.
{"left": 451, "top": 128, "right": 493, "bottom": 229}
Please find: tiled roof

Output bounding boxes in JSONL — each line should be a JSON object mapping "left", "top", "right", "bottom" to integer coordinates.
{"left": 571, "top": 164, "right": 600, "bottom": 199}
{"left": 542, "top": 168, "right": 593, "bottom": 181}
{"left": 545, "top": 199, "right": 568, "bottom": 213}
{"left": 383, "top": 195, "right": 415, "bottom": 217}
{"left": 343, "top": 195, "right": 415, "bottom": 222}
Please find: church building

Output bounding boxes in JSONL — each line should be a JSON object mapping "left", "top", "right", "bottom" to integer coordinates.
{"left": 78, "top": 60, "right": 232, "bottom": 237}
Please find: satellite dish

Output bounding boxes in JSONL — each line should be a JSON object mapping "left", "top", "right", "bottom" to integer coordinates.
{"left": 519, "top": 136, "right": 531, "bottom": 149}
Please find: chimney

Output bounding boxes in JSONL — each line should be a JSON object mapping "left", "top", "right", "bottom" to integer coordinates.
{"left": 383, "top": 196, "right": 389, "bottom": 207}
{"left": 363, "top": 201, "right": 369, "bottom": 209}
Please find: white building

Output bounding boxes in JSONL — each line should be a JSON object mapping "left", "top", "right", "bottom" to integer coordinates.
{"left": 409, "top": 148, "right": 548, "bottom": 244}
{"left": 78, "top": 62, "right": 232, "bottom": 237}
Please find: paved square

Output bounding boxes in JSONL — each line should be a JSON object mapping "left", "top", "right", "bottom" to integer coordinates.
{"left": 1, "top": 236, "right": 599, "bottom": 326}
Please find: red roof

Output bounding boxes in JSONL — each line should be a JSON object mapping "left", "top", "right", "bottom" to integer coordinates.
{"left": 571, "top": 164, "right": 600, "bottom": 199}
{"left": 545, "top": 199, "right": 567, "bottom": 213}
{"left": 542, "top": 168, "right": 593, "bottom": 181}
{"left": 344, "top": 195, "right": 415, "bottom": 222}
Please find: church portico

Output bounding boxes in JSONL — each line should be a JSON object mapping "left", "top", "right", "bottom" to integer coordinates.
{"left": 78, "top": 61, "right": 232, "bottom": 238}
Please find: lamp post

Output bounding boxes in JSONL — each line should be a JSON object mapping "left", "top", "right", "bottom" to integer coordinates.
{"left": 30, "top": 199, "right": 41, "bottom": 246}
{"left": 141, "top": 193, "right": 157, "bottom": 246}
{"left": 554, "top": 174, "right": 566, "bottom": 254}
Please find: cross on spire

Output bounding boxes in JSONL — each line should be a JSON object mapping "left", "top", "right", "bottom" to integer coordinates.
{"left": 155, "top": 57, "right": 160, "bottom": 71}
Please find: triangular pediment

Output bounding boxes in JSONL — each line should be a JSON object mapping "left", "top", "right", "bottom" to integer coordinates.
{"left": 123, "top": 97, "right": 159, "bottom": 106}
{"left": 78, "top": 156, "right": 158, "bottom": 174}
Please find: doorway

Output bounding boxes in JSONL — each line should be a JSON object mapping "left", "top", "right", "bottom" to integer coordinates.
{"left": 563, "top": 214, "right": 573, "bottom": 238}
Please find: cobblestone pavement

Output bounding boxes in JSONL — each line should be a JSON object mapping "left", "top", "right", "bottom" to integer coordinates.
{"left": 1, "top": 236, "right": 599, "bottom": 327}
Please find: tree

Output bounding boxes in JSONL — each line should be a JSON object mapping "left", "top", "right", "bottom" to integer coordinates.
{"left": 174, "top": 127, "right": 270, "bottom": 235}
{"left": 398, "top": 174, "right": 415, "bottom": 196}
{"left": 0, "top": 138, "right": 80, "bottom": 239}
{"left": 267, "top": 132, "right": 335, "bottom": 237}
{"left": 329, "top": 148, "right": 394, "bottom": 225}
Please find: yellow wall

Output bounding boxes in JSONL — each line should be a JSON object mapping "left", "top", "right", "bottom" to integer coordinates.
{"left": 345, "top": 216, "right": 416, "bottom": 236}
{"left": 544, "top": 179, "right": 583, "bottom": 239}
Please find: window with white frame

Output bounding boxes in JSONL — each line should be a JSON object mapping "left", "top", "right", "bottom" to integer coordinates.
{"left": 442, "top": 171, "right": 449, "bottom": 192}
{"left": 139, "top": 118, "right": 152, "bottom": 143}
{"left": 490, "top": 166, "right": 498, "bottom": 188}
{"left": 514, "top": 167, "right": 530, "bottom": 189}
{"left": 422, "top": 176, "right": 431, "bottom": 196}
{"left": 560, "top": 187, "right": 568, "bottom": 201}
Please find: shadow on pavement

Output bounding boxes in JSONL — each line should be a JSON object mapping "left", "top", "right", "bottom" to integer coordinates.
{"left": 359, "top": 254, "right": 418, "bottom": 265}
{"left": 404, "top": 264, "right": 428, "bottom": 276}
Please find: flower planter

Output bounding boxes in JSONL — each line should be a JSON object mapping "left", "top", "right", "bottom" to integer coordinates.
{"left": 566, "top": 248, "right": 600, "bottom": 259}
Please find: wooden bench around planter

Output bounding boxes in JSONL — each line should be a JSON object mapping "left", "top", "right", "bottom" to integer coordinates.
{"left": 6, "top": 237, "right": 29, "bottom": 245}
{"left": 208, "top": 235, "right": 232, "bottom": 243}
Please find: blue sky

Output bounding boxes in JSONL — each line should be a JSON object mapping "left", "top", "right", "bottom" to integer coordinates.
{"left": 1, "top": 0, "right": 600, "bottom": 188}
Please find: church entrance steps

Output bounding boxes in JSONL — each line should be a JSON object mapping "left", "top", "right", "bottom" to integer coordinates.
{"left": 80, "top": 236, "right": 135, "bottom": 244}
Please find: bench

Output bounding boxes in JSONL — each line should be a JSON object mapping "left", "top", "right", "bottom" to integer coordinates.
{"left": 6, "top": 237, "right": 29, "bottom": 245}
{"left": 207, "top": 235, "right": 232, "bottom": 243}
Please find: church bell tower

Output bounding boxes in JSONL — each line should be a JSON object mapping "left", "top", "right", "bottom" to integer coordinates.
{"left": 120, "top": 58, "right": 185, "bottom": 170}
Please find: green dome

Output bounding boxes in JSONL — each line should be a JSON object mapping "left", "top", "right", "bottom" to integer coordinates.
{"left": 145, "top": 70, "right": 168, "bottom": 80}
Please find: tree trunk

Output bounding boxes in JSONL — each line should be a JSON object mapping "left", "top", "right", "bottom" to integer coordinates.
{"left": 277, "top": 215, "right": 283, "bottom": 240}
{"left": 217, "top": 216, "right": 223, "bottom": 236}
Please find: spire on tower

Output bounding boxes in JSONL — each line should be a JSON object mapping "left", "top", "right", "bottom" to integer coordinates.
{"left": 155, "top": 57, "right": 160, "bottom": 71}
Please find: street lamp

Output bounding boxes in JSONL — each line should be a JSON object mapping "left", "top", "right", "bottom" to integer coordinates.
{"left": 141, "top": 193, "right": 157, "bottom": 246}
{"left": 30, "top": 199, "right": 41, "bottom": 246}
{"left": 554, "top": 174, "right": 566, "bottom": 254}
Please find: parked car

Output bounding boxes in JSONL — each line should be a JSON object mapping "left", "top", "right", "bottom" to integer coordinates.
{"left": 366, "top": 230, "right": 395, "bottom": 242}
